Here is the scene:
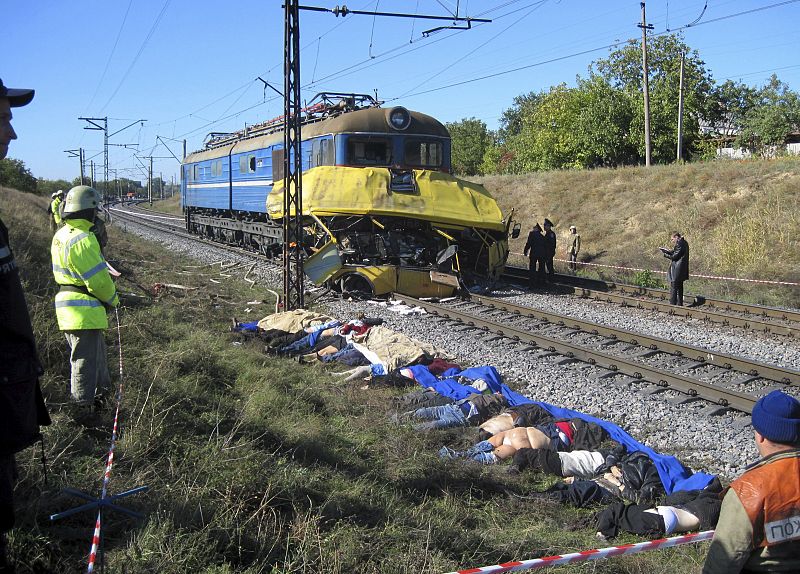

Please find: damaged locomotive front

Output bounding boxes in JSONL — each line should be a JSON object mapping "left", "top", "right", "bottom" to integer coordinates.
{"left": 181, "top": 93, "right": 515, "bottom": 298}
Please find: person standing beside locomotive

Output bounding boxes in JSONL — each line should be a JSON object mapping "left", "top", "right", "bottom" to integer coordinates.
{"left": 567, "top": 225, "right": 581, "bottom": 272}
{"left": 51, "top": 185, "right": 119, "bottom": 422}
{"left": 523, "top": 223, "right": 546, "bottom": 288}
{"left": 543, "top": 218, "right": 557, "bottom": 279}
{"left": 0, "top": 78, "right": 52, "bottom": 573}
{"left": 701, "top": 390, "right": 800, "bottom": 574}
{"left": 659, "top": 232, "right": 689, "bottom": 306}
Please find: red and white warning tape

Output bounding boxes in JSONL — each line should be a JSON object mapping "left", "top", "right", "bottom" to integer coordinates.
{"left": 445, "top": 530, "right": 715, "bottom": 573}
{"left": 87, "top": 308, "right": 126, "bottom": 573}
{"left": 510, "top": 252, "right": 800, "bottom": 286}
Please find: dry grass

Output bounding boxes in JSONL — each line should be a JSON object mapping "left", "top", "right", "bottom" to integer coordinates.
{"left": 473, "top": 157, "right": 800, "bottom": 306}
{"left": 139, "top": 194, "right": 182, "bottom": 215}
{"left": 1, "top": 185, "right": 714, "bottom": 573}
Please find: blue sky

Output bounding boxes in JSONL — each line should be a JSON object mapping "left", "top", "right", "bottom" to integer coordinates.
{"left": 4, "top": 0, "right": 799, "bottom": 183}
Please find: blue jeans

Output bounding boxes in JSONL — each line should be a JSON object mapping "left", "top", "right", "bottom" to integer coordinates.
{"left": 280, "top": 332, "right": 313, "bottom": 354}
{"left": 411, "top": 404, "right": 468, "bottom": 431}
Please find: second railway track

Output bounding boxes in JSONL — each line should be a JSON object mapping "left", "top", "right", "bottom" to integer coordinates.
{"left": 503, "top": 265, "right": 800, "bottom": 338}
{"left": 393, "top": 293, "right": 800, "bottom": 415}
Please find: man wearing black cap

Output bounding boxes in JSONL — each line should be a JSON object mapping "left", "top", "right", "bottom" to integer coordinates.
{"left": 0, "top": 78, "right": 51, "bottom": 572}
{"left": 702, "top": 390, "right": 800, "bottom": 573}
{"left": 542, "top": 218, "right": 557, "bottom": 279}
{"left": 523, "top": 223, "right": 546, "bottom": 288}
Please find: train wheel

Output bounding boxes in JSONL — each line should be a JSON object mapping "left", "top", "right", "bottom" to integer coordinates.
{"left": 339, "top": 274, "right": 374, "bottom": 299}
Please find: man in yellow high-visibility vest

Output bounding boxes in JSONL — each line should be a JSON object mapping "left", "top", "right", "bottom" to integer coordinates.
{"left": 48, "top": 190, "right": 64, "bottom": 230}
{"left": 51, "top": 185, "right": 119, "bottom": 419}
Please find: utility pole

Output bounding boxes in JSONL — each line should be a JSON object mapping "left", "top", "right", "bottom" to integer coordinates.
{"left": 148, "top": 157, "right": 153, "bottom": 205}
{"left": 64, "top": 148, "right": 86, "bottom": 184}
{"left": 281, "top": 2, "right": 489, "bottom": 310}
{"left": 677, "top": 51, "right": 685, "bottom": 162}
{"left": 80, "top": 117, "right": 145, "bottom": 199}
{"left": 159, "top": 171, "right": 164, "bottom": 200}
{"left": 79, "top": 117, "right": 108, "bottom": 195}
{"left": 638, "top": 2, "right": 654, "bottom": 167}
{"left": 283, "top": 0, "right": 305, "bottom": 311}
{"left": 90, "top": 161, "right": 95, "bottom": 187}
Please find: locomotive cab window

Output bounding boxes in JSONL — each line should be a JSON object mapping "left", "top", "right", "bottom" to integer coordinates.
{"left": 311, "top": 138, "right": 334, "bottom": 167}
{"left": 404, "top": 139, "right": 442, "bottom": 168}
{"left": 347, "top": 137, "right": 391, "bottom": 166}
{"left": 239, "top": 154, "right": 256, "bottom": 174}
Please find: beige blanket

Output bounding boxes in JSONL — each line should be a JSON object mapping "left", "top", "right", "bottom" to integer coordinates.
{"left": 352, "top": 325, "right": 448, "bottom": 371}
{"left": 257, "top": 309, "right": 334, "bottom": 333}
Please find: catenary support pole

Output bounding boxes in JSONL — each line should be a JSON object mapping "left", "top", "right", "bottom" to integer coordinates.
{"left": 283, "top": 0, "right": 305, "bottom": 310}
{"left": 677, "top": 51, "right": 685, "bottom": 162}
{"left": 639, "top": 2, "right": 654, "bottom": 166}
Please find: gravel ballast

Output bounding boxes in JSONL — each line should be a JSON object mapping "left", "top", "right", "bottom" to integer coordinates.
{"left": 117, "top": 216, "right": 800, "bottom": 482}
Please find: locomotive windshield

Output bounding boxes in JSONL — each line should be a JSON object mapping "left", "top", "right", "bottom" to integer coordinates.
{"left": 404, "top": 139, "right": 442, "bottom": 168}
{"left": 347, "top": 137, "right": 392, "bottom": 166}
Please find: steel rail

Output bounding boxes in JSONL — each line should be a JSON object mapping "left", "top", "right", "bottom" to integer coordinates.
{"left": 468, "top": 293, "right": 799, "bottom": 386}
{"left": 503, "top": 266, "right": 799, "bottom": 338}
{"left": 549, "top": 269, "right": 800, "bottom": 324}
{"left": 393, "top": 294, "right": 758, "bottom": 413}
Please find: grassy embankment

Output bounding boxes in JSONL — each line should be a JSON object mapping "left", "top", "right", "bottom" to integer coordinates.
{"left": 472, "top": 157, "right": 800, "bottom": 307}
{"left": 2, "top": 186, "right": 710, "bottom": 572}
{"left": 137, "top": 194, "right": 182, "bottom": 216}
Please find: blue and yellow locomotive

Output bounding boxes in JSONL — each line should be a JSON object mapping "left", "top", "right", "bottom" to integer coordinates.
{"left": 181, "top": 93, "right": 516, "bottom": 297}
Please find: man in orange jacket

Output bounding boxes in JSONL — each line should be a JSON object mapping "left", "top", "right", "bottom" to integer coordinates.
{"left": 702, "top": 390, "right": 800, "bottom": 573}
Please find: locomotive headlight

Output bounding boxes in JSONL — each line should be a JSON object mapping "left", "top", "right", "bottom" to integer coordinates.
{"left": 386, "top": 106, "right": 411, "bottom": 131}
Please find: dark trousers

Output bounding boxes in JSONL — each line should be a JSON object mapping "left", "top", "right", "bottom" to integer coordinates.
{"left": 670, "top": 280, "right": 685, "bottom": 306}
{"left": 0, "top": 454, "right": 16, "bottom": 534}
{"left": 529, "top": 257, "right": 547, "bottom": 288}
{"left": 545, "top": 257, "right": 555, "bottom": 276}
{"left": 394, "top": 390, "right": 454, "bottom": 410}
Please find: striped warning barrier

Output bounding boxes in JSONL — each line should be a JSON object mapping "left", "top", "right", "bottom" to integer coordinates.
{"left": 86, "top": 308, "right": 126, "bottom": 573}
{"left": 445, "top": 530, "right": 715, "bottom": 573}
{"left": 510, "top": 252, "right": 800, "bottom": 286}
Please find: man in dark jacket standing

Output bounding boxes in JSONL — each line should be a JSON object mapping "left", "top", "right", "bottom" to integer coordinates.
{"left": 0, "top": 79, "right": 51, "bottom": 572}
{"left": 543, "top": 218, "right": 557, "bottom": 278}
{"left": 523, "top": 223, "right": 546, "bottom": 288}
{"left": 660, "top": 232, "right": 689, "bottom": 306}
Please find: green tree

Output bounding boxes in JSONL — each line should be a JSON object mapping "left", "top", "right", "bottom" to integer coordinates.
{"left": 496, "top": 77, "right": 636, "bottom": 172}
{"left": 37, "top": 178, "right": 72, "bottom": 197}
{"left": 706, "top": 80, "right": 758, "bottom": 137}
{"left": 0, "top": 158, "right": 37, "bottom": 193}
{"left": 735, "top": 75, "right": 800, "bottom": 156}
{"left": 447, "top": 117, "right": 492, "bottom": 176}
{"left": 498, "top": 92, "right": 543, "bottom": 142}
{"left": 592, "top": 34, "right": 714, "bottom": 163}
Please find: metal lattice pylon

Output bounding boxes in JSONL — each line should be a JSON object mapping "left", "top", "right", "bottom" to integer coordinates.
{"left": 282, "top": 0, "right": 305, "bottom": 310}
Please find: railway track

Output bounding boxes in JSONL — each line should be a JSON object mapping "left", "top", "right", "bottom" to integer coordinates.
{"left": 112, "top": 206, "right": 800, "bottom": 416}
{"left": 392, "top": 293, "right": 800, "bottom": 415}
{"left": 503, "top": 265, "right": 800, "bottom": 338}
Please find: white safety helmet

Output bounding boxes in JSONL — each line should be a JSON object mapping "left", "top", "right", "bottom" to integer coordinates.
{"left": 61, "top": 185, "right": 100, "bottom": 218}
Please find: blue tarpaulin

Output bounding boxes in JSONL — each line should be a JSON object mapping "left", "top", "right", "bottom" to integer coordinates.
{"left": 407, "top": 364, "right": 717, "bottom": 495}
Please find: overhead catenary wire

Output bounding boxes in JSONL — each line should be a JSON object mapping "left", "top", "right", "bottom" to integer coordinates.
{"left": 397, "top": 0, "right": 550, "bottom": 99}
{"left": 388, "top": 0, "right": 800, "bottom": 101}
{"left": 107, "top": 0, "right": 800, "bottom": 176}
{"left": 82, "top": 0, "right": 134, "bottom": 115}
{"left": 99, "top": 0, "right": 174, "bottom": 113}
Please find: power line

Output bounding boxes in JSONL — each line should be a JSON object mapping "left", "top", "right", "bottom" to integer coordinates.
{"left": 397, "top": 0, "right": 549, "bottom": 98}
{"left": 389, "top": 0, "right": 800, "bottom": 101}
{"left": 99, "top": 0, "right": 173, "bottom": 113}
{"left": 83, "top": 0, "right": 134, "bottom": 114}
